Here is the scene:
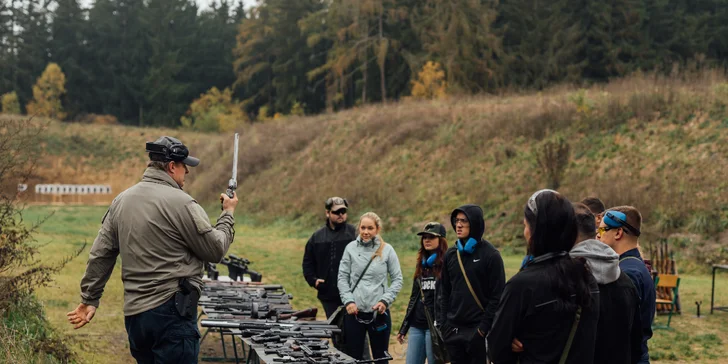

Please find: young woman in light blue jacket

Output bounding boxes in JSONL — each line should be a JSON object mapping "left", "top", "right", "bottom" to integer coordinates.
{"left": 338, "top": 212, "right": 403, "bottom": 360}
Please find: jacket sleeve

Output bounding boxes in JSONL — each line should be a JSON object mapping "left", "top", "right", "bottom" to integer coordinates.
{"left": 79, "top": 207, "right": 120, "bottom": 308}
{"left": 479, "top": 250, "right": 506, "bottom": 335}
{"left": 337, "top": 245, "right": 355, "bottom": 305}
{"left": 437, "top": 252, "right": 451, "bottom": 326}
{"left": 380, "top": 246, "right": 403, "bottom": 306}
{"left": 180, "top": 201, "right": 235, "bottom": 263}
{"left": 398, "top": 280, "right": 419, "bottom": 336}
{"left": 302, "top": 234, "right": 318, "bottom": 287}
{"left": 487, "top": 281, "right": 523, "bottom": 364}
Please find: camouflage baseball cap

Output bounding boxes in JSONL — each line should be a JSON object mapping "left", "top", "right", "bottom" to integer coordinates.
{"left": 417, "top": 222, "right": 446, "bottom": 238}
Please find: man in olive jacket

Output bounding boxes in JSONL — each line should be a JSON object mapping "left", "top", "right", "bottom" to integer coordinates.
{"left": 67, "top": 136, "right": 238, "bottom": 364}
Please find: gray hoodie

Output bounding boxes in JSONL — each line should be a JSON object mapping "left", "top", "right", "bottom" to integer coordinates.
{"left": 570, "top": 239, "right": 620, "bottom": 284}
{"left": 337, "top": 236, "right": 403, "bottom": 312}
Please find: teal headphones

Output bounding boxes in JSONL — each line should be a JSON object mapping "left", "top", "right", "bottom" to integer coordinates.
{"left": 422, "top": 253, "right": 438, "bottom": 268}
{"left": 456, "top": 237, "right": 478, "bottom": 254}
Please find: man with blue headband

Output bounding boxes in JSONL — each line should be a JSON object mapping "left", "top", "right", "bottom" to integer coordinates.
{"left": 597, "top": 206, "right": 655, "bottom": 364}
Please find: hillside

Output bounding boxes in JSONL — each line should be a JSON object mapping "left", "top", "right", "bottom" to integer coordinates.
{"left": 11, "top": 70, "right": 728, "bottom": 268}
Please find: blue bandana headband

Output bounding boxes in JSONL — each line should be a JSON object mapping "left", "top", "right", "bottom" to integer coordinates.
{"left": 603, "top": 210, "right": 641, "bottom": 237}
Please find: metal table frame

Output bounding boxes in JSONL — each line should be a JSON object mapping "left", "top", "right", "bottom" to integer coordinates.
{"left": 711, "top": 265, "right": 728, "bottom": 314}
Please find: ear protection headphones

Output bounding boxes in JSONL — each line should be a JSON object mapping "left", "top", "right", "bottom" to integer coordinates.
{"left": 456, "top": 237, "right": 478, "bottom": 254}
{"left": 421, "top": 253, "right": 438, "bottom": 268}
{"left": 146, "top": 140, "right": 189, "bottom": 162}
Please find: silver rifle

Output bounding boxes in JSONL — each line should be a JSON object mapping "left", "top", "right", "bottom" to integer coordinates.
{"left": 225, "top": 133, "right": 239, "bottom": 199}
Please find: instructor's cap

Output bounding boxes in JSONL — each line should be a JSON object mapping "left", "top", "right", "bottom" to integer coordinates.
{"left": 145, "top": 136, "right": 200, "bottom": 167}
{"left": 417, "top": 222, "right": 446, "bottom": 238}
{"left": 325, "top": 197, "right": 348, "bottom": 211}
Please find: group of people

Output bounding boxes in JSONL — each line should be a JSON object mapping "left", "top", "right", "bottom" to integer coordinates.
{"left": 65, "top": 136, "right": 656, "bottom": 364}
{"left": 303, "top": 192, "right": 656, "bottom": 364}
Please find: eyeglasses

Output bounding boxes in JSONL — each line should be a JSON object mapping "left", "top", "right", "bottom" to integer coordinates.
{"left": 421, "top": 234, "right": 438, "bottom": 240}
{"left": 330, "top": 209, "right": 347, "bottom": 216}
{"left": 355, "top": 311, "right": 385, "bottom": 325}
{"left": 454, "top": 218, "right": 469, "bottom": 225}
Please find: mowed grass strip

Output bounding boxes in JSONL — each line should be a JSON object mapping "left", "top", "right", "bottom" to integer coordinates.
{"left": 22, "top": 206, "right": 728, "bottom": 363}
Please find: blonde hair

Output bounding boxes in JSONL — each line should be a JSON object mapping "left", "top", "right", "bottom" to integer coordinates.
{"left": 358, "top": 212, "right": 386, "bottom": 258}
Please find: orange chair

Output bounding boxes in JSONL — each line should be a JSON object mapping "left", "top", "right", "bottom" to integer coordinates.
{"left": 653, "top": 274, "right": 680, "bottom": 329}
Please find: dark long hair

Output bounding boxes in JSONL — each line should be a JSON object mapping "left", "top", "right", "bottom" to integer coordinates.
{"left": 525, "top": 191, "right": 593, "bottom": 308}
{"left": 414, "top": 236, "right": 448, "bottom": 280}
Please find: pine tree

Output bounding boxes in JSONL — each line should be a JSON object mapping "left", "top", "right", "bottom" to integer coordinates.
{"left": 498, "top": 0, "right": 585, "bottom": 88}
{"left": 51, "top": 0, "right": 91, "bottom": 118}
{"left": 415, "top": 0, "right": 504, "bottom": 92}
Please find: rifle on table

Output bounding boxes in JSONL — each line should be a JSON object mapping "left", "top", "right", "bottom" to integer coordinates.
{"left": 220, "top": 254, "right": 263, "bottom": 282}
{"left": 204, "top": 262, "right": 219, "bottom": 280}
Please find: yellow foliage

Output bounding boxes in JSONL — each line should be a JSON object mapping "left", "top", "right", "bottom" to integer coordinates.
{"left": 26, "top": 63, "right": 67, "bottom": 120}
{"left": 181, "top": 87, "right": 247, "bottom": 132}
{"left": 290, "top": 101, "right": 305, "bottom": 116}
{"left": 410, "top": 61, "right": 447, "bottom": 99}
{"left": 1, "top": 91, "right": 21, "bottom": 114}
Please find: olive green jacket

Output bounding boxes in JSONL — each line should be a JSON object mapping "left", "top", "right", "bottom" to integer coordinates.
{"left": 79, "top": 167, "right": 235, "bottom": 316}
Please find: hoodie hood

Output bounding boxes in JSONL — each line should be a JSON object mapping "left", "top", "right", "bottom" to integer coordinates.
{"left": 450, "top": 204, "right": 485, "bottom": 242}
{"left": 570, "top": 239, "right": 620, "bottom": 284}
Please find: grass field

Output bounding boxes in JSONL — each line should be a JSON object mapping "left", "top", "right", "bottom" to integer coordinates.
{"left": 23, "top": 205, "right": 728, "bottom": 363}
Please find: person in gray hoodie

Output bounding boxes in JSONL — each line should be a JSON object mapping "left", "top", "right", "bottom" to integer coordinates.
{"left": 509, "top": 202, "right": 642, "bottom": 364}
{"left": 569, "top": 203, "right": 642, "bottom": 363}
{"left": 338, "top": 212, "right": 403, "bottom": 360}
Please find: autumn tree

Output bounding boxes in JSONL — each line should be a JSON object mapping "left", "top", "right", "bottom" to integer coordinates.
{"left": 26, "top": 63, "right": 67, "bottom": 120}
{"left": 181, "top": 87, "right": 247, "bottom": 132}
{"left": 410, "top": 61, "right": 447, "bottom": 99}
{"left": 1, "top": 91, "right": 21, "bottom": 114}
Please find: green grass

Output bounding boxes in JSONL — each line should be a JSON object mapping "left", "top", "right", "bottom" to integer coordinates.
{"left": 19, "top": 205, "right": 728, "bottom": 363}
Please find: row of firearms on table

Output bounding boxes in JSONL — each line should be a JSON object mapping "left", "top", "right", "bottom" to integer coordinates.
{"left": 199, "top": 255, "right": 392, "bottom": 363}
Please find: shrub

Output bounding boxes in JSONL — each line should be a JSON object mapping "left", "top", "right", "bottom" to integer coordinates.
{"left": 1, "top": 91, "right": 21, "bottom": 114}
{"left": 181, "top": 87, "right": 247, "bottom": 132}
{"left": 25, "top": 63, "right": 67, "bottom": 120}
{"left": 411, "top": 61, "right": 447, "bottom": 99}
{"left": 535, "top": 135, "right": 570, "bottom": 190}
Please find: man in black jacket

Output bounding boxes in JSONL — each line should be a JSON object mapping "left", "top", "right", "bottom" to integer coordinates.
{"left": 302, "top": 197, "right": 357, "bottom": 318}
{"left": 438, "top": 204, "right": 505, "bottom": 364}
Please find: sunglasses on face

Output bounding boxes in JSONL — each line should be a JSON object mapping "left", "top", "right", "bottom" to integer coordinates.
{"left": 421, "top": 234, "right": 438, "bottom": 240}
{"left": 596, "top": 226, "right": 618, "bottom": 236}
{"left": 330, "top": 209, "right": 347, "bottom": 216}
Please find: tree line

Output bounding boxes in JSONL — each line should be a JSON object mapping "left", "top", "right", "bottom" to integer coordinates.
{"left": 1, "top": 0, "right": 726, "bottom": 127}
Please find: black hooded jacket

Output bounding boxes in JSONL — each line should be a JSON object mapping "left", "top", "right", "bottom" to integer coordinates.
{"left": 302, "top": 222, "right": 357, "bottom": 300}
{"left": 437, "top": 204, "right": 506, "bottom": 336}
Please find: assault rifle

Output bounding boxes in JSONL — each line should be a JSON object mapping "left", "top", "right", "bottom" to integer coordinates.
{"left": 204, "top": 262, "right": 219, "bottom": 280}
{"left": 220, "top": 254, "right": 263, "bottom": 282}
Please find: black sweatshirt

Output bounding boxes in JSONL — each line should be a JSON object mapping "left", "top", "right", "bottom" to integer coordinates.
{"left": 487, "top": 255, "right": 600, "bottom": 364}
{"left": 399, "top": 269, "right": 438, "bottom": 335}
{"left": 437, "top": 204, "right": 506, "bottom": 336}
{"left": 301, "top": 222, "right": 357, "bottom": 300}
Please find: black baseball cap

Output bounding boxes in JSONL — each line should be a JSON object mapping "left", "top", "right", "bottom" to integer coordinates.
{"left": 417, "top": 222, "right": 446, "bottom": 238}
{"left": 145, "top": 136, "right": 200, "bottom": 167}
